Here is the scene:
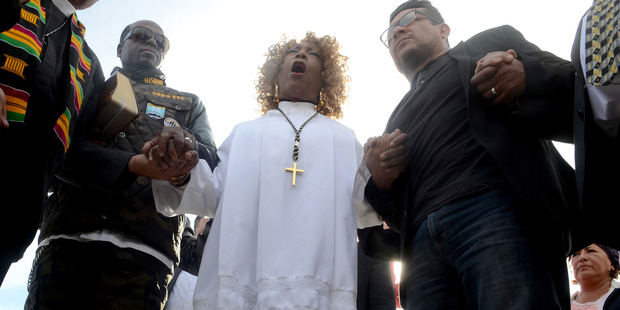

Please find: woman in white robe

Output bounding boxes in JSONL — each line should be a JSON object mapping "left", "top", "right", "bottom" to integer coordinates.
{"left": 153, "top": 32, "right": 387, "bottom": 310}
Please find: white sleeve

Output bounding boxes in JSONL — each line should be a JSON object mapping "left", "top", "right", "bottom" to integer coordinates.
{"left": 152, "top": 159, "right": 219, "bottom": 217}
{"left": 352, "top": 141, "right": 383, "bottom": 228}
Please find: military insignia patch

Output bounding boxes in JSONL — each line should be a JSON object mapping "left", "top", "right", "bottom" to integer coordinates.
{"left": 164, "top": 117, "right": 180, "bottom": 127}
{"left": 146, "top": 102, "right": 165, "bottom": 120}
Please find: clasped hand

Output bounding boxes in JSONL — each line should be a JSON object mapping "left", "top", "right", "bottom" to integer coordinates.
{"left": 470, "top": 49, "right": 525, "bottom": 110}
{"left": 139, "top": 126, "right": 199, "bottom": 183}
{"left": 364, "top": 129, "right": 410, "bottom": 192}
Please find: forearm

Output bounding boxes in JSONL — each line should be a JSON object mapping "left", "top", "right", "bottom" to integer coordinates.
{"left": 61, "top": 138, "right": 136, "bottom": 191}
{"left": 472, "top": 26, "right": 575, "bottom": 141}
{"left": 520, "top": 53, "right": 574, "bottom": 97}
{"left": 515, "top": 54, "right": 575, "bottom": 141}
{"left": 364, "top": 179, "right": 402, "bottom": 232}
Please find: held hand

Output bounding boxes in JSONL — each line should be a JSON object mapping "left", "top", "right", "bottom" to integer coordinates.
{"left": 142, "top": 137, "right": 168, "bottom": 171}
{"left": 129, "top": 150, "right": 199, "bottom": 182}
{"left": 379, "top": 129, "right": 409, "bottom": 173}
{"left": 0, "top": 88, "right": 8, "bottom": 128}
{"left": 473, "top": 50, "right": 516, "bottom": 75}
{"left": 470, "top": 49, "right": 523, "bottom": 110}
{"left": 142, "top": 137, "right": 171, "bottom": 170}
{"left": 140, "top": 130, "right": 200, "bottom": 184}
{"left": 166, "top": 150, "right": 199, "bottom": 186}
{"left": 150, "top": 127, "right": 197, "bottom": 167}
{"left": 364, "top": 129, "right": 409, "bottom": 192}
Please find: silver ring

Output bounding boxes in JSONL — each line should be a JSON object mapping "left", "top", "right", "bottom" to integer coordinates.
{"left": 184, "top": 136, "right": 193, "bottom": 145}
{"left": 491, "top": 87, "right": 498, "bottom": 96}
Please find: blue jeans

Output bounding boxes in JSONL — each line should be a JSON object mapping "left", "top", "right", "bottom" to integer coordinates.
{"left": 403, "top": 188, "right": 569, "bottom": 310}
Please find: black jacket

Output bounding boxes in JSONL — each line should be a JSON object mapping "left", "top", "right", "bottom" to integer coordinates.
{"left": 605, "top": 288, "right": 620, "bottom": 310}
{"left": 571, "top": 8, "right": 620, "bottom": 251}
{"left": 360, "top": 25, "right": 577, "bottom": 306}
{"left": 40, "top": 68, "right": 218, "bottom": 264}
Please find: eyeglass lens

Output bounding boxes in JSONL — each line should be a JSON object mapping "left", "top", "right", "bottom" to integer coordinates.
{"left": 128, "top": 27, "right": 170, "bottom": 52}
{"left": 386, "top": 11, "right": 418, "bottom": 43}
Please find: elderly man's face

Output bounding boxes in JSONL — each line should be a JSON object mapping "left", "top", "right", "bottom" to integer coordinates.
{"left": 117, "top": 21, "right": 167, "bottom": 73}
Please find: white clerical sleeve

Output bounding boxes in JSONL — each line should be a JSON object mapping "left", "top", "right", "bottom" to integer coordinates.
{"left": 352, "top": 141, "right": 383, "bottom": 228}
{"left": 152, "top": 178, "right": 184, "bottom": 216}
{"left": 152, "top": 159, "right": 219, "bottom": 217}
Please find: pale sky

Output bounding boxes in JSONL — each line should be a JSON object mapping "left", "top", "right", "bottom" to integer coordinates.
{"left": 0, "top": 0, "right": 592, "bottom": 308}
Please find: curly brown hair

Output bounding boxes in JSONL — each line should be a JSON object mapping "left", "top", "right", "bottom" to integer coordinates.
{"left": 256, "top": 32, "right": 350, "bottom": 119}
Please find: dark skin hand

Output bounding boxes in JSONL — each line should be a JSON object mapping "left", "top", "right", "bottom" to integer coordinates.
{"left": 364, "top": 129, "right": 410, "bottom": 192}
{"left": 138, "top": 127, "right": 199, "bottom": 182}
{"left": 151, "top": 126, "right": 196, "bottom": 166}
{"left": 470, "top": 49, "right": 524, "bottom": 110}
{"left": 128, "top": 150, "right": 197, "bottom": 181}
{"left": 0, "top": 88, "right": 7, "bottom": 128}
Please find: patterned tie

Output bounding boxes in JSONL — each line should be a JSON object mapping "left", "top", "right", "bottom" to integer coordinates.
{"left": 585, "top": 0, "right": 620, "bottom": 86}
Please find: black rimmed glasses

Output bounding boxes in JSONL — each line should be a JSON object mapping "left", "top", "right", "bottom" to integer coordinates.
{"left": 122, "top": 26, "right": 170, "bottom": 53}
{"left": 380, "top": 9, "right": 441, "bottom": 48}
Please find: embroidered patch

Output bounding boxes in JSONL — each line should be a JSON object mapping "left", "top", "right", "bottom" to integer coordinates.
{"left": 164, "top": 117, "right": 180, "bottom": 127}
{"left": 146, "top": 102, "right": 165, "bottom": 120}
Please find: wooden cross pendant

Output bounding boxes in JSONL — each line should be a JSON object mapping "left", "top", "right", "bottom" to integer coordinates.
{"left": 285, "top": 161, "right": 304, "bottom": 186}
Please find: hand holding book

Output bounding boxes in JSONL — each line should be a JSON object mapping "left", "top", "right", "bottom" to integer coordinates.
{"left": 92, "top": 71, "right": 139, "bottom": 140}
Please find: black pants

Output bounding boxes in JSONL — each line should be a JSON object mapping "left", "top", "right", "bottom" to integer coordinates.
{"left": 25, "top": 239, "right": 173, "bottom": 310}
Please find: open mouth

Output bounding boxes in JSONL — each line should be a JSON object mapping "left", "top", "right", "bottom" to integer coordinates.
{"left": 291, "top": 61, "right": 305, "bottom": 74}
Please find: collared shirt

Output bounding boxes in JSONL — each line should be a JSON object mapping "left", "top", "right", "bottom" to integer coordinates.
{"left": 580, "top": 13, "right": 620, "bottom": 137}
{"left": 51, "top": 0, "right": 76, "bottom": 17}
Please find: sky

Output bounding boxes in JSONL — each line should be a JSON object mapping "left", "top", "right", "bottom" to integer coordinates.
{"left": 0, "top": 0, "right": 594, "bottom": 308}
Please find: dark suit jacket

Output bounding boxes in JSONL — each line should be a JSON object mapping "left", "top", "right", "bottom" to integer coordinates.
{"left": 360, "top": 25, "right": 578, "bottom": 306}
{"left": 450, "top": 25, "right": 576, "bottom": 230}
{"left": 571, "top": 10, "right": 620, "bottom": 251}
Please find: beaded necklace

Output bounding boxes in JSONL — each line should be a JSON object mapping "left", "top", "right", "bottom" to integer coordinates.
{"left": 277, "top": 107, "right": 319, "bottom": 186}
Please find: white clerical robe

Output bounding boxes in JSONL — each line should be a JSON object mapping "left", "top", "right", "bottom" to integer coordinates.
{"left": 153, "top": 101, "right": 381, "bottom": 310}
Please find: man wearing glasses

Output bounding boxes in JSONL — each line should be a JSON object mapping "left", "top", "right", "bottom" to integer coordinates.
{"left": 25, "top": 20, "right": 218, "bottom": 309}
{"left": 361, "top": 1, "right": 577, "bottom": 309}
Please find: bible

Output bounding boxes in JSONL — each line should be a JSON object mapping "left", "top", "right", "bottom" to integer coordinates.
{"left": 93, "top": 70, "right": 139, "bottom": 140}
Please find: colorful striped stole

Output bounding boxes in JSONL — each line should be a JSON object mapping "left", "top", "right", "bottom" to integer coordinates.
{"left": 0, "top": 1, "right": 95, "bottom": 153}
{"left": 53, "top": 14, "right": 92, "bottom": 152}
